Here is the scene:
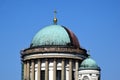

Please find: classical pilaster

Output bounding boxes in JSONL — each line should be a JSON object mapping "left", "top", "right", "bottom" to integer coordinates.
{"left": 31, "top": 60, "right": 35, "bottom": 80}
{"left": 24, "top": 61, "right": 27, "bottom": 80}
{"left": 45, "top": 59, "right": 49, "bottom": 80}
{"left": 61, "top": 59, "right": 65, "bottom": 80}
{"left": 53, "top": 59, "right": 57, "bottom": 80}
{"left": 27, "top": 61, "right": 30, "bottom": 80}
{"left": 75, "top": 60, "right": 79, "bottom": 80}
{"left": 38, "top": 59, "right": 41, "bottom": 80}
{"left": 69, "top": 59, "right": 72, "bottom": 80}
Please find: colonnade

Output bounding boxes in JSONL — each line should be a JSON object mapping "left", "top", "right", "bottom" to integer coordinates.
{"left": 23, "top": 59, "right": 79, "bottom": 80}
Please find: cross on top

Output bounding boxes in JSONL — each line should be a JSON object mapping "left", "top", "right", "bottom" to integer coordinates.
{"left": 54, "top": 10, "right": 57, "bottom": 18}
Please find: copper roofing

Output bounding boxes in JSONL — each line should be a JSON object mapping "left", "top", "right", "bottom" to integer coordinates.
{"left": 31, "top": 25, "right": 80, "bottom": 48}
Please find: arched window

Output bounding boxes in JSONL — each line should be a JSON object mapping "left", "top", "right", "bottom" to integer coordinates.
{"left": 82, "top": 76, "right": 89, "bottom": 80}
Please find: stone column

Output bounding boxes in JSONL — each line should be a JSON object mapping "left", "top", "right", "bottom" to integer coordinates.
{"left": 31, "top": 60, "right": 35, "bottom": 80}
{"left": 45, "top": 59, "right": 49, "bottom": 80}
{"left": 75, "top": 60, "right": 79, "bottom": 80}
{"left": 53, "top": 59, "right": 57, "bottom": 80}
{"left": 61, "top": 59, "right": 65, "bottom": 80}
{"left": 69, "top": 59, "right": 72, "bottom": 80}
{"left": 27, "top": 60, "right": 30, "bottom": 80}
{"left": 38, "top": 59, "right": 41, "bottom": 80}
{"left": 24, "top": 61, "right": 27, "bottom": 80}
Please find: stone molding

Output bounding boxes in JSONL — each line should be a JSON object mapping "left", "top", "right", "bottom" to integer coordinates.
{"left": 21, "top": 47, "right": 87, "bottom": 55}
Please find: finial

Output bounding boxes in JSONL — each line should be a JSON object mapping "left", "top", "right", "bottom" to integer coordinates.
{"left": 53, "top": 10, "right": 57, "bottom": 24}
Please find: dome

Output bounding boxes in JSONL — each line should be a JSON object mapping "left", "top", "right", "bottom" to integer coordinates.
{"left": 80, "top": 57, "right": 100, "bottom": 70}
{"left": 31, "top": 25, "right": 80, "bottom": 48}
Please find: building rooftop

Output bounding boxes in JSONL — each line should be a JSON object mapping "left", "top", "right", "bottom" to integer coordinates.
{"left": 31, "top": 25, "right": 80, "bottom": 48}
{"left": 80, "top": 57, "right": 100, "bottom": 70}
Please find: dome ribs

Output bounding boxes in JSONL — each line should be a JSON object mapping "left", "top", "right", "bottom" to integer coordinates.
{"left": 63, "top": 26, "right": 80, "bottom": 48}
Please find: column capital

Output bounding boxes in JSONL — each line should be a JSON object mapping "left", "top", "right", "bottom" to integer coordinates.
{"left": 62, "top": 58, "right": 65, "bottom": 61}
{"left": 45, "top": 58, "right": 48, "bottom": 61}
{"left": 26, "top": 60, "right": 30, "bottom": 63}
{"left": 38, "top": 58, "right": 40, "bottom": 60}
{"left": 54, "top": 58, "right": 56, "bottom": 60}
{"left": 76, "top": 59, "right": 79, "bottom": 62}
{"left": 23, "top": 60, "right": 26, "bottom": 63}
{"left": 31, "top": 59, "right": 34, "bottom": 62}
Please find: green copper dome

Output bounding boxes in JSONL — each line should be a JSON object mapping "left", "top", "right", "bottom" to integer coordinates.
{"left": 80, "top": 57, "right": 100, "bottom": 70}
{"left": 31, "top": 25, "right": 80, "bottom": 48}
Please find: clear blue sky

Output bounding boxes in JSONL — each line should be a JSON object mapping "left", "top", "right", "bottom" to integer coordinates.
{"left": 0, "top": 0, "right": 120, "bottom": 80}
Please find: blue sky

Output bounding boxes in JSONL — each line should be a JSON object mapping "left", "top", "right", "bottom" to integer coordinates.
{"left": 0, "top": 0, "right": 120, "bottom": 80}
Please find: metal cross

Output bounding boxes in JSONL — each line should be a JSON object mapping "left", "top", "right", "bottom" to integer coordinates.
{"left": 54, "top": 10, "right": 57, "bottom": 18}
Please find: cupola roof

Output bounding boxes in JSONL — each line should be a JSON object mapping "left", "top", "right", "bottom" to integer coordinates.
{"left": 31, "top": 25, "right": 80, "bottom": 48}
{"left": 80, "top": 57, "right": 100, "bottom": 70}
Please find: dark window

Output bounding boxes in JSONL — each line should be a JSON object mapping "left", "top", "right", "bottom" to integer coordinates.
{"left": 98, "top": 75, "right": 100, "bottom": 80}
{"left": 41, "top": 70, "right": 45, "bottom": 80}
{"left": 57, "top": 70, "right": 61, "bottom": 80}
{"left": 72, "top": 71, "right": 75, "bottom": 80}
